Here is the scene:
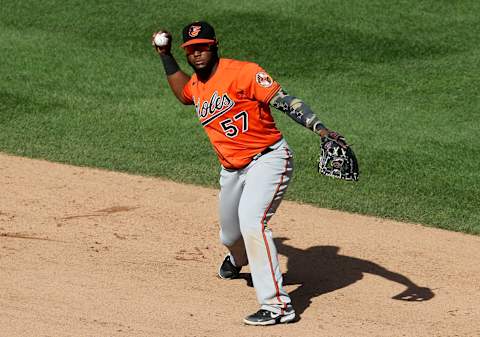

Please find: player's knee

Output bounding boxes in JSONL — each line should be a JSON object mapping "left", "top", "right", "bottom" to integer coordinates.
{"left": 239, "top": 221, "right": 264, "bottom": 239}
{"left": 220, "top": 229, "right": 241, "bottom": 247}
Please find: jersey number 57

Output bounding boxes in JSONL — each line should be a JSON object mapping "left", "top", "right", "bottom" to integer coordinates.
{"left": 219, "top": 111, "right": 248, "bottom": 138}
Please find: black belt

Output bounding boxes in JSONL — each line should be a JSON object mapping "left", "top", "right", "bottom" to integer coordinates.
{"left": 252, "top": 146, "right": 274, "bottom": 161}
{"left": 232, "top": 146, "right": 275, "bottom": 171}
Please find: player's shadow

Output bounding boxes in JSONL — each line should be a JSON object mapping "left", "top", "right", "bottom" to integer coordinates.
{"left": 239, "top": 237, "right": 434, "bottom": 318}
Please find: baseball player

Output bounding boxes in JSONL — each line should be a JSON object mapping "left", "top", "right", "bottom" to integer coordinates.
{"left": 152, "top": 21, "right": 350, "bottom": 325}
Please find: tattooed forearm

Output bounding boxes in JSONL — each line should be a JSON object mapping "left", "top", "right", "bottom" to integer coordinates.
{"left": 270, "top": 88, "right": 327, "bottom": 136}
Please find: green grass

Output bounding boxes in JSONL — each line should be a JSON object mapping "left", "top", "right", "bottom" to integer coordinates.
{"left": 1, "top": 0, "right": 479, "bottom": 234}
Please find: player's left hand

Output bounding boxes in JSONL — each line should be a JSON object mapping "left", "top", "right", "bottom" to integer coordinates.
{"left": 320, "top": 129, "right": 348, "bottom": 149}
{"left": 318, "top": 130, "right": 359, "bottom": 181}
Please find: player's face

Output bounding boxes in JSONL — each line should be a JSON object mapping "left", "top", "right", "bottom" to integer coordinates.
{"left": 185, "top": 43, "right": 217, "bottom": 71}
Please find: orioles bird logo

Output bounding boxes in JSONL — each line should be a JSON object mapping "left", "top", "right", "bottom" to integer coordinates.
{"left": 255, "top": 72, "right": 273, "bottom": 88}
{"left": 189, "top": 26, "right": 202, "bottom": 37}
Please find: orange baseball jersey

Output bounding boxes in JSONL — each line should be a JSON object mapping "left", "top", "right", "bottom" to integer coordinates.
{"left": 182, "top": 58, "right": 283, "bottom": 169}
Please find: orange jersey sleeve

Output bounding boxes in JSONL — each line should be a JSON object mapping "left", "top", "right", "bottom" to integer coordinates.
{"left": 234, "top": 62, "right": 281, "bottom": 104}
{"left": 182, "top": 79, "right": 195, "bottom": 104}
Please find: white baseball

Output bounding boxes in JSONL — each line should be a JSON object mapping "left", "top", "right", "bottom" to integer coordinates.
{"left": 154, "top": 33, "right": 169, "bottom": 47}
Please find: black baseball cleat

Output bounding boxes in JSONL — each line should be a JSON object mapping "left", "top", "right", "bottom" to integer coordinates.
{"left": 218, "top": 255, "right": 242, "bottom": 279}
{"left": 243, "top": 307, "right": 296, "bottom": 326}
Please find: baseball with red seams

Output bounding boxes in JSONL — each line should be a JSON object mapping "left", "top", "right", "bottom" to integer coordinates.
{"left": 154, "top": 33, "right": 169, "bottom": 47}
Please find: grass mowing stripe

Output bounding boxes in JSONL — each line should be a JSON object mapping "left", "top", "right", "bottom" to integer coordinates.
{"left": 1, "top": 0, "right": 479, "bottom": 234}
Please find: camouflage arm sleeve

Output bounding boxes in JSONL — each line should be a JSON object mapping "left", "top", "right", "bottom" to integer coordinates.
{"left": 270, "top": 88, "right": 327, "bottom": 136}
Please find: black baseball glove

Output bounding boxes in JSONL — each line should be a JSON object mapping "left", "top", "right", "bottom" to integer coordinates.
{"left": 318, "top": 131, "right": 359, "bottom": 181}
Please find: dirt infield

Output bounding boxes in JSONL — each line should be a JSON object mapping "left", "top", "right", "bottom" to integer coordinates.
{"left": 0, "top": 153, "right": 479, "bottom": 337}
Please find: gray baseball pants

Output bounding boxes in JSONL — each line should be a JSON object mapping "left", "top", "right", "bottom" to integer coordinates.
{"left": 218, "top": 138, "right": 293, "bottom": 314}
